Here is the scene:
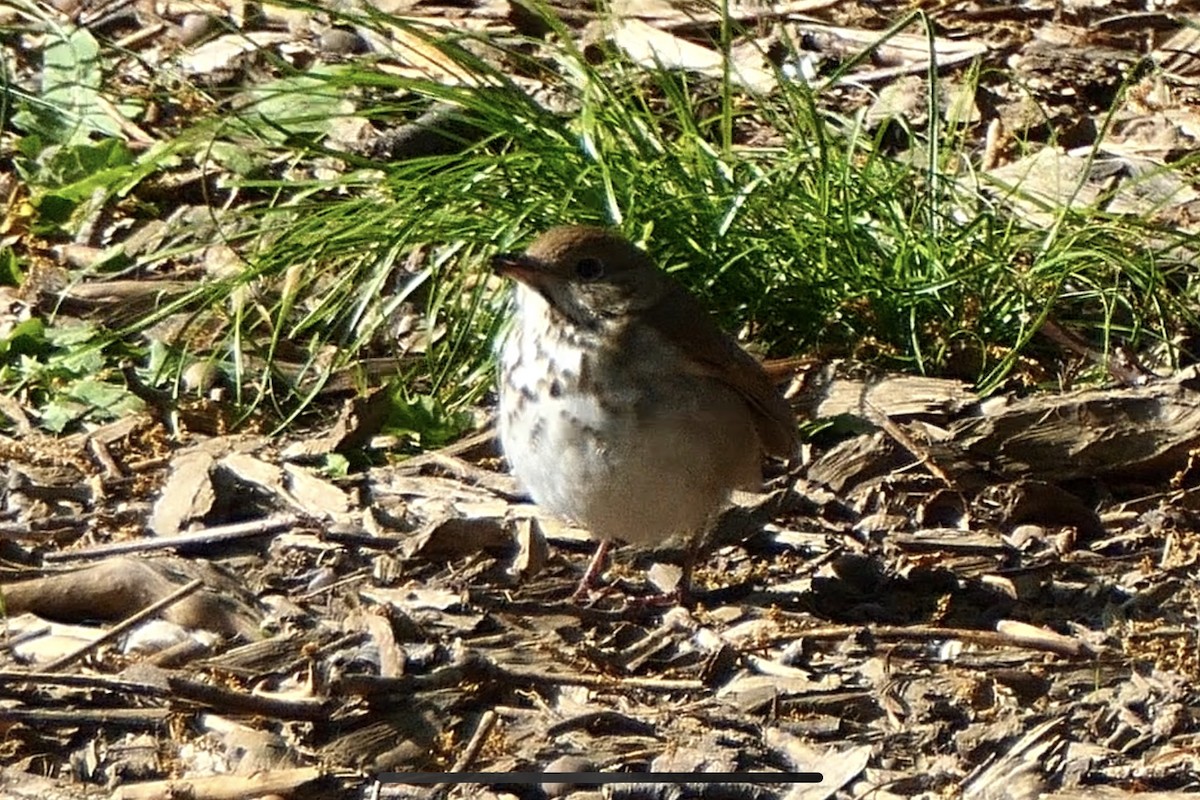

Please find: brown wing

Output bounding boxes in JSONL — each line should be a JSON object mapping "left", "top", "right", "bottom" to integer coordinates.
{"left": 644, "top": 286, "right": 798, "bottom": 460}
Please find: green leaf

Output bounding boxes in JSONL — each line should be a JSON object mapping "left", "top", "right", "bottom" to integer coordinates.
{"left": 205, "top": 141, "right": 261, "bottom": 176}
{"left": 37, "top": 26, "right": 129, "bottom": 143}
{"left": 44, "top": 322, "right": 98, "bottom": 347}
{"left": 0, "top": 318, "right": 48, "bottom": 360}
{"left": 237, "top": 66, "right": 356, "bottom": 142}
{"left": 39, "top": 378, "right": 143, "bottom": 433}
{"left": 31, "top": 193, "right": 76, "bottom": 228}
{"left": 0, "top": 248, "right": 23, "bottom": 287}
{"left": 54, "top": 346, "right": 106, "bottom": 376}
{"left": 384, "top": 390, "right": 473, "bottom": 449}
{"left": 323, "top": 453, "right": 351, "bottom": 478}
{"left": 68, "top": 378, "right": 143, "bottom": 416}
{"left": 42, "top": 138, "right": 135, "bottom": 186}
{"left": 40, "top": 396, "right": 88, "bottom": 433}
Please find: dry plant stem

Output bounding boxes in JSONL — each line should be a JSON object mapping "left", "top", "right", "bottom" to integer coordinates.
{"left": 112, "top": 22, "right": 165, "bottom": 51}
{"left": 337, "top": 654, "right": 705, "bottom": 697}
{"left": 0, "top": 707, "right": 171, "bottom": 726}
{"left": 865, "top": 400, "right": 956, "bottom": 489}
{"left": 42, "top": 577, "right": 205, "bottom": 672}
{"left": 491, "top": 663, "right": 704, "bottom": 693}
{"left": 0, "top": 625, "right": 51, "bottom": 653}
{"left": 0, "top": 670, "right": 171, "bottom": 695}
{"left": 789, "top": 622, "right": 1092, "bottom": 659}
{"left": 296, "top": 569, "right": 371, "bottom": 600}
{"left": 429, "top": 709, "right": 499, "bottom": 800}
{"left": 393, "top": 429, "right": 497, "bottom": 475}
{"left": 109, "top": 766, "right": 323, "bottom": 800}
{"left": 167, "top": 674, "right": 335, "bottom": 721}
{"left": 43, "top": 514, "right": 302, "bottom": 562}
{"left": 470, "top": 590, "right": 672, "bottom": 623}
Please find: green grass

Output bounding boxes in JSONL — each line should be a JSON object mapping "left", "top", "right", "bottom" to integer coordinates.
{"left": 3, "top": 1, "right": 1199, "bottom": 439}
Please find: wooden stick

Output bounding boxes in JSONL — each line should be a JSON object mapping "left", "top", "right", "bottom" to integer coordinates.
{"left": 430, "top": 709, "right": 499, "bottom": 799}
{"left": 44, "top": 514, "right": 301, "bottom": 562}
{"left": 43, "top": 578, "right": 205, "bottom": 672}
{"left": 167, "top": 675, "right": 334, "bottom": 721}
{"left": 0, "top": 707, "right": 170, "bottom": 726}
{"left": 110, "top": 766, "right": 323, "bottom": 800}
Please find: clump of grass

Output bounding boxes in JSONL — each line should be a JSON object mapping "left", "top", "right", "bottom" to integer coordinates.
{"left": 5, "top": 1, "right": 1198, "bottom": 438}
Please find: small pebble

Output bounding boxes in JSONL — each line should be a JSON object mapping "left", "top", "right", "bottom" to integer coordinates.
{"left": 319, "top": 28, "right": 365, "bottom": 55}
{"left": 541, "top": 754, "right": 595, "bottom": 798}
{"left": 182, "top": 361, "right": 220, "bottom": 395}
{"left": 179, "top": 13, "right": 214, "bottom": 46}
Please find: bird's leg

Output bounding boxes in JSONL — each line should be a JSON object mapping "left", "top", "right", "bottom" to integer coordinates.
{"left": 571, "top": 539, "right": 612, "bottom": 602}
{"left": 571, "top": 523, "right": 709, "bottom": 607}
{"left": 670, "top": 514, "right": 721, "bottom": 605}
{"left": 675, "top": 526, "right": 707, "bottom": 605}
{"left": 620, "top": 528, "right": 708, "bottom": 609}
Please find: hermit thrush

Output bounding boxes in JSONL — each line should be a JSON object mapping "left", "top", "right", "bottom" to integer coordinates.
{"left": 493, "top": 226, "right": 797, "bottom": 598}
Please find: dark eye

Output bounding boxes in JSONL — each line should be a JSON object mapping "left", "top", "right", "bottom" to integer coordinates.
{"left": 574, "top": 257, "right": 605, "bottom": 280}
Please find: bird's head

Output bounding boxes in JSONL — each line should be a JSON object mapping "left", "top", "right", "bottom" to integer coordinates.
{"left": 493, "top": 225, "right": 673, "bottom": 329}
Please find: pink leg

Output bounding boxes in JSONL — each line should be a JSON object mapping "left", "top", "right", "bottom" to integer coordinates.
{"left": 571, "top": 539, "right": 611, "bottom": 602}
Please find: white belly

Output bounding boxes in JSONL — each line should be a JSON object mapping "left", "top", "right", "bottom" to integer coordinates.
{"left": 496, "top": 289, "right": 760, "bottom": 545}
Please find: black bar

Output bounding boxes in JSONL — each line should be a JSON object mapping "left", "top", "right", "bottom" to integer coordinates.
{"left": 378, "top": 772, "right": 822, "bottom": 785}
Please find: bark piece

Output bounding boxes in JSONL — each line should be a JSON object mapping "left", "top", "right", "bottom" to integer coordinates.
{"left": 945, "top": 367, "right": 1200, "bottom": 483}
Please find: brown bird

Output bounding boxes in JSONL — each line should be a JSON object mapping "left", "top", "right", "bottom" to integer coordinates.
{"left": 493, "top": 225, "right": 797, "bottom": 600}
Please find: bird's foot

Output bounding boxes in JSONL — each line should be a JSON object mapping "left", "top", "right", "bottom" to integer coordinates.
{"left": 569, "top": 540, "right": 612, "bottom": 604}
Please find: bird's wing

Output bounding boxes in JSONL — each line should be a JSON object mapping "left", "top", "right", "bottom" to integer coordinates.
{"left": 644, "top": 287, "right": 798, "bottom": 460}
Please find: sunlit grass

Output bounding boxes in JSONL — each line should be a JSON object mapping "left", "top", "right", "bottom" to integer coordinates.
{"left": 5, "top": 0, "right": 1199, "bottom": 437}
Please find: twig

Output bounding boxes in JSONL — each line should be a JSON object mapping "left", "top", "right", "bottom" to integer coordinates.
{"left": 296, "top": 569, "right": 371, "bottom": 600}
{"left": 782, "top": 622, "right": 1094, "bottom": 659}
{"left": 392, "top": 429, "right": 498, "bottom": 475}
{"left": 338, "top": 653, "right": 706, "bottom": 697}
{"left": 1039, "top": 317, "right": 1157, "bottom": 387}
{"left": 467, "top": 591, "right": 663, "bottom": 625}
{"left": 112, "top": 22, "right": 165, "bottom": 51}
{"left": 499, "top": 666, "right": 704, "bottom": 692}
{"left": 430, "top": 709, "right": 498, "bottom": 799}
{"left": 0, "top": 625, "right": 51, "bottom": 654}
{"left": 421, "top": 453, "right": 523, "bottom": 499}
{"left": 110, "top": 766, "right": 323, "bottom": 800}
{"left": 95, "top": 93, "right": 154, "bottom": 144}
{"left": 87, "top": 436, "right": 123, "bottom": 479}
{"left": 0, "top": 670, "right": 170, "bottom": 696}
{"left": 0, "top": 707, "right": 171, "bottom": 726}
{"left": 167, "top": 675, "right": 335, "bottom": 721}
{"left": 0, "top": 516, "right": 87, "bottom": 536}
{"left": 43, "top": 578, "right": 205, "bottom": 672}
{"left": 865, "top": 400, "right": 958, "bottom": 489}
{"left": 146, "top": 634, "right": 218, "bottom": 668}
{"left": 43, "top": 514, "right": 302, "bottom": 562}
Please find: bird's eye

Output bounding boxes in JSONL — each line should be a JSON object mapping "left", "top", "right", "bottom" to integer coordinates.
{"left": 574, "top": 257, "right": 605, "bottom": 281}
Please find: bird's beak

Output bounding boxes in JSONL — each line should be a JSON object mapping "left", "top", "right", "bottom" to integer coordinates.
{"left": 492, "top": 252, "right": 550, "bottom": 288}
